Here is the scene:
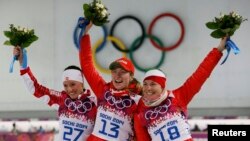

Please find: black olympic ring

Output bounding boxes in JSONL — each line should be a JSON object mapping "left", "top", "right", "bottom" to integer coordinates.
{"left": 104, "top": 91, "right": 133, "bottom": 109}
{"left": 129, "top": 34, "right": 165, "bottom": 72}
{"left": 74, "top": 12, "right": 185, "bottom": 73}
{"left": 110, "top": 15, "right": 146, "bottom": 53}
{"left": 65, "top": 98, "right": 93, "bottom": 114}
{"left": 144, "top": 99, "right": 171, "bottom": 120}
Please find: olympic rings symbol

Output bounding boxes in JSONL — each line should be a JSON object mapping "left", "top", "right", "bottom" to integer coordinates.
{"left": 65, "top": 98, "right": 93, "bottom": 114}
{"left": 148, "top": 13, "right": 185, "bottom": 51}
{"left": 73, "top": 12, "right": 185, "bottom": 73}
{"left": 144, "top": 99, "right": 171, "bottom": 120}
{"left": 104, "top": 91, "right": 133, "bottom": 110}
{"left": 93, "top": 36, "right": 127, "bottom": 74}
{"left": 110, "top": 15, "right": 146, "bottom": 53}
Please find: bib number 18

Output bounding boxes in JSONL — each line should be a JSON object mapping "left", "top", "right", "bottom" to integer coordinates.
{"left": 158, "top": 126, "right": 180, "bottom": 140}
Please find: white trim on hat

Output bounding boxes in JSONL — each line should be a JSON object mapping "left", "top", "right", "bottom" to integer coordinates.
{"left": 143, "top": 69, "right": 166, "bottom": 80}
{"left": 62, "top": 69, "right": 84, "bottom": 83}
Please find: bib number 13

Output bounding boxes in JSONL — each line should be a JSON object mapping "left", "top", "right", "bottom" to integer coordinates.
{"left": 99, "top": 119, "right": 120, "bottom": 138}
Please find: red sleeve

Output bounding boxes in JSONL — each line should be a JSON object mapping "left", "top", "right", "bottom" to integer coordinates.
{"left": 173, "top": 48, "right": 222, "bottom": 106}
{"left": 134, "top": 113, "right": 151, "bottom": 141}
{"left": 79, "top": 34, "right": 106, "bottom": 98}
{"left": 20, "top": 67, "right": 63, "bottom": 106}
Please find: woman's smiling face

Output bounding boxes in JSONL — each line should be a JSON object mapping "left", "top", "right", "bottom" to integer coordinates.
{"left": 63, "top": 80, "right": 84, "bottom": 99}
{"left": 142, "top": 79, "right": 164, "bottom": 104}
{"left": 111, "top": 67, "right": 132, "bottom": 90}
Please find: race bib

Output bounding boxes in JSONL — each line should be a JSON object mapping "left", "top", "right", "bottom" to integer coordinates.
{"left": 92, "top": 108, "right": 133, "bottom": 141}
{"left": 59, "top": 117, "right": 93, "bottom": 141}
{"left": 148, "top": 115, "right": 191, "bottom": 141}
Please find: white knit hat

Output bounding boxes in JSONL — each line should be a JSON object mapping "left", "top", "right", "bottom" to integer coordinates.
{"left": 143, "top": 69, "right": 166, "bottom": 88}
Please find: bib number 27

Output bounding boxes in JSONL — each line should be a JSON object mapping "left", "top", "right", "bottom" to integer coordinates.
{"left": 63, "top": 126, "right": 84, "bottom": 141}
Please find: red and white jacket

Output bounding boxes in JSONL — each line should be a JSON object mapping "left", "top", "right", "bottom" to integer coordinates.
{"left": 20, "top": 67, "right": 97, "bottom": 141}
{"left": 134, "top": 48, "right": 222, "bottom": 141}
{"left": 80, "top": 35, "right": 138, "bottom": 141}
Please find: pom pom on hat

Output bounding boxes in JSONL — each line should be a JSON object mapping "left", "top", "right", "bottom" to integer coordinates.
{"left": 143, "top": 69, "right": 166, "bottom": 89}
{"left": 109, "top": 57, "right": 135, "bottom": 74}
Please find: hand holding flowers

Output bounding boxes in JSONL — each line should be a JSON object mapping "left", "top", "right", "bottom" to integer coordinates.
{"left": 74, "top": 0, "right": 109, "bottom": 49}
{"left": 3, "top": 24, "right": 38, "bottom": 72}
{"left": 206, "top": 11, "right": 247, "bottom": 38}
{"left": 83, "top": 0, "right": 110, "bottom": 26}
{"left": 206, "top": 11, "right": 247, "bottom": 64}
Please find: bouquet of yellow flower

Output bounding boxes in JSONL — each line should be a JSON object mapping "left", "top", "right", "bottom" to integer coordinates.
{"left": 3, "top": 24, "right": 38, "bottom": 48}
{"left": 206, "top": 11, "right": 247, "bottom": 64}
{"left": 206, "top": 11, "right": 247, "bottom": 38}
{"left": 3, "top": 24, "right": 38, "bottom": 73}
{"left": 83, "top": 0, "right": 110, "bottom": 26}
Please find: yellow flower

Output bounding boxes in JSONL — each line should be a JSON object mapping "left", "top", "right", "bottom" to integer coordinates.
{"left": 3, "top": 24, "right": 38, "bottom": 48}
{"left": 96, "top": 3, "right": 104, "bottom": 9}
{"left": 206, "top": 11, "right": 247, "bottom": 38}
{"left": 83, "top": 0, "right": 110, "bottom": 26}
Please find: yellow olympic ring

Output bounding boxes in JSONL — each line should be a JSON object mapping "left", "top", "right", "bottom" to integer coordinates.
{"left": 92, "top": 36, "right": 127, "bottom": 74}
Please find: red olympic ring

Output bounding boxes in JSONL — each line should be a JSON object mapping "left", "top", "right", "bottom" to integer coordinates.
{"left": 79, "top": 12, "right": 185, "bottom": 73}
{"left": 148, "top": 13, "right": 185, "bottom": 51}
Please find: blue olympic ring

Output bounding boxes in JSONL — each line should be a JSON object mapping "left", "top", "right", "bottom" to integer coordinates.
{"left": 73, "top": 12, "right": 185, "bottom": 72}
{"left": 73, "top": 17, "right": 108, "bottom": 52}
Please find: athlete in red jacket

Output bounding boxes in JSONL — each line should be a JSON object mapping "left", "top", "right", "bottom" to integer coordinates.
{"left": 134, "top": 37, "right": 227, "bottom": 141}
{"left": 79, "top": 22, "right": 141, "bottom": 141}
{"left": 14, "top": 47, "right": 97, "bottom": 141}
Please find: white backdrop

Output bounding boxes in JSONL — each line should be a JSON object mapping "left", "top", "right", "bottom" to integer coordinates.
{"left": 0, "top": 0, "right": 250, "bottom": 115}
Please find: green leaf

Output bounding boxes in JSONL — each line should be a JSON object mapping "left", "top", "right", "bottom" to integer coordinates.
{"left": 4, "top": 31, "right": 13, "bottom": 38}
{"left": 29, "top": 35, "right": 39, "bottom": 42}
{"left": 233, "top": 24, "right": 240, "bottom": 30}
{"left": 3, "top": 41, "right": 11, "bottom": 46}
{"left": 206, "top": 22, "right": 219, "bottom": 29}
{"left": 221, "top": 28, "right": 231, "bottom": 33}
{"left": 22, "top": 35, "right": 39, "bottom": 48}
{"left": 21, "top": 42, "right": 30, "bottom": 48}
{"left": 33, "top": 35, "right": 39, "bottom": 41}
{"left": 228, "top": 31, "right": 235, "bottom": 36}
{"left": 10, "top": 40, "right": 19, "bottom": 46}
{"left": 84, "top": 11, "right": 92, "bottom": 20}
{"left": 83, "top": 4, "right": 90, "bottom": 11}
{"left": 211, "top": 29, "right": 226, "bottom": 38}
{"left": 93, "top": 20, "right": 103, "bottom": 26}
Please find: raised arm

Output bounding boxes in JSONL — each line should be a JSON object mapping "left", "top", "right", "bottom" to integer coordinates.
{"left": 79, "top": 22, "right": 106, "bottom": 98}
{"left": 173, "top": 37, "right": 227, "bottom": 106}
{"left": 14, "top": 47, "right": 63, "bottom": 107}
